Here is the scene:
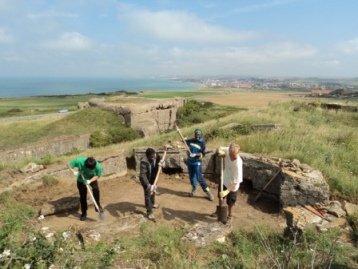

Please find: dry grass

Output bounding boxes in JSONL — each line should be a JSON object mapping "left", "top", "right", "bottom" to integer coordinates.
{"left": 197, "top": 90, "right": 304, "bottom": 108}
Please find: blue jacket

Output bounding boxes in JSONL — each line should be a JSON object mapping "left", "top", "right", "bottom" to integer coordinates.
{"left": 185, "top": 138, "right": 206, "bottom": 165}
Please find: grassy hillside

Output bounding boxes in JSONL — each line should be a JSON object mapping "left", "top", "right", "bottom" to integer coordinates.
{"left": 0, "top": 107, "right": 138, "bottom": 149}
{"left": 0, "top": 95, "right": 91, "bottom": 117}
{"left": 0, "top": 99, "right": 357, "bottom": 268}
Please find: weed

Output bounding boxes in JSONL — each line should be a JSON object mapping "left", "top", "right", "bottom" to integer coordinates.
{"left": 37, "top": 154, "right": 56, "bottom": 166}
{"left": 41, "top": 175, "right": 59, "bottom": 187}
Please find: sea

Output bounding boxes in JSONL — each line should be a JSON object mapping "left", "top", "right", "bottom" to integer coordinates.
{"left": 0, "top": 77, "right": 201, "bottom": 98}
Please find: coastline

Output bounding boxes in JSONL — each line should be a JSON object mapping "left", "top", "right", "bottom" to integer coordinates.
{"left": 0, "top": 77, "right": 201, "bottom": 98}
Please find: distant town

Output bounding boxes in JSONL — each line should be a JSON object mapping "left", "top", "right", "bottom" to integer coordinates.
{"left": 183, "top": 77, "right": 358, "bottom": 98}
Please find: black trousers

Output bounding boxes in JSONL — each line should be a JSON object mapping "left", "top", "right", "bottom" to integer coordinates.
{"left": 143, "top": 186, "right": 155, "bottom": 215}
{"left": 77, "top": 181, "right": 101, "bottom": 215}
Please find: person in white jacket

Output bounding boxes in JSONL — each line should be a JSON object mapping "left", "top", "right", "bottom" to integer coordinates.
{"left": 216, "top": 143, "right": 243, "bottom": 220}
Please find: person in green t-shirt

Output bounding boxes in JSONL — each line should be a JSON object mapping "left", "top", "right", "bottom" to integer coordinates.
{"left": 68, "top": 156, "right": 104, "bottom": 221}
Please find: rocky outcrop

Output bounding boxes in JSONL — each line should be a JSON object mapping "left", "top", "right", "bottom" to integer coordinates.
{"left": 283, "top": 204, "right": 352, "bottom": 241}
{"left": 89, "top": 97, "right": 185, "bottom": 136}
{"left": 181, "top": 222, "right": 232, "bottom": 247}
{"left": 240, "top": 153, "right": 330, "bottom": 207}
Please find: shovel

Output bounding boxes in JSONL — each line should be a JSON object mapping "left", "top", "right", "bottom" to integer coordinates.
{"left": 152, "top": 147, "right": 168, "bottom": 194}
{"left": 81, "top": 174, "right": 104, "bottom": 221}
{"left": 174, "top": 123, "right": 192, "bottom": 155}
{"left": 217, "top": 156, "right": 228, "bottom": 224}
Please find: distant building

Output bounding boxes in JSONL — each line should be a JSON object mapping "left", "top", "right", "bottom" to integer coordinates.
{"left": 310, "top": 88, "right": 331, "bottom": 96}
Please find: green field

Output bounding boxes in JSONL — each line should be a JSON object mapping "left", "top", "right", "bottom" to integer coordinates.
{"left": 138, "top": 90, "right": 212, "bottom": 99}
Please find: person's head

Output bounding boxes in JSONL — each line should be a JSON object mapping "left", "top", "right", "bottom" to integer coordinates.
{"left": 229, "top": 143, "right": 240, "bottom": 161}
{"left": 85, "top": 157, "right": 97, "bottom": 170}
{"left": 194, "top": 128, "right": 203, "bottom": 140}
{"left": 145, "top": 147, "right": 156, "bottom": 162}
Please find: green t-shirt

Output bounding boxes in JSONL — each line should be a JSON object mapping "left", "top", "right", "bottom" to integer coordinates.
{"left": 69, "top": 156, "right": 103, "bottom": 184}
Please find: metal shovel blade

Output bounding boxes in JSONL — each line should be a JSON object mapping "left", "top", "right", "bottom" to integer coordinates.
{"left": 217, "top": 204, "right": 228, "bottom": 224}
{"left": 98, "top": 211, "right": 105, "bottom": 221}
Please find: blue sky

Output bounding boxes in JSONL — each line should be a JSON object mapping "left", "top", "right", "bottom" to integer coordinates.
{"left": 0, "top": 0, "right": 357, "bottom": 78}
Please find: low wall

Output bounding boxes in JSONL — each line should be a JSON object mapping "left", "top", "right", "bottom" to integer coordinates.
{"left": 0, "top": 150, "right": 127, "bottom": 196}
{"left": 0, "top": 134, "right": 90, "bottom": 164}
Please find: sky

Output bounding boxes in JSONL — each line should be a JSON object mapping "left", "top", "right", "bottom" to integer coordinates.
{"left": 0, "top": 0, "right": 357, "bottom": 78}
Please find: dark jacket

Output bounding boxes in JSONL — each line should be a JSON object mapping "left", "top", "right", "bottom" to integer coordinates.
{"left": 185, "top": 138, "right": 206, "bottom": 165}
{"left": 139, "top": 155, "right": 161, "bottom": 189}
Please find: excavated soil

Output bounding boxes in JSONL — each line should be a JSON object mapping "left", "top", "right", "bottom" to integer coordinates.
{"left": 17, "top": 173, "right": 286, "bottom": 236}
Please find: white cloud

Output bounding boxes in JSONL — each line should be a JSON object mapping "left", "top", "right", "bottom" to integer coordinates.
{"left": 0, "top": 28, "right": 14, "bottom": 44}
{"left": 337, "top": 38, "right": 358, "bottom": 54}
{"left": 43, "top": 32, "right": 93, "bottom": 51}
{"left": 119, "top": 8, "right": 256, "bottom": 43}
{"left": 168, "top": 42, "right": 316, "bottom": 64}
{"left": 27, "top": 10, "right": 78, "bottom": 20}
{"left": 233, "top": 0, "right": 297, "bottom": 13}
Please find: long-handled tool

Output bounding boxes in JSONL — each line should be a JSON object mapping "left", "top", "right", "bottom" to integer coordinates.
{"left": 151, "top": 148, "right": 168, "bottom": 194}
{"left": 81, "top": 174, "right": 104, "bottom": 221}
{"left": 217, "top": 156, "right": 228, "bottom": 224}
{"left": 254, "top": 168, "right": 281, "bottom": 203}
{"left": 174, "top": 123, "right": 192, "bottom": 155}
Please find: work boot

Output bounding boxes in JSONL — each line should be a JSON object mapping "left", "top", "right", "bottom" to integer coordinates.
{"left": 80, "top": 213, "right": 87, "bottom": 221}
{"left": 147, "top": 213, "right": 156, "bottom": 221}
{"left": 206, "top": 190, "right": 214, "bottom": 201}
{"left": 188, "top": 188, "right": 197, "bottom": 197}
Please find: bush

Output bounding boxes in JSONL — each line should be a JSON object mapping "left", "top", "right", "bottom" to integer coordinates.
{"left": 41, "top": 175, "right": 59, "bottom": 187}
{"left": 90, "top": 127, "right": 140, "bottom": 147}
{"left": 37, "top": 154, "right": 56, "bottom": 165}
{"left": 347, "top": 212, "right": 358, "bottom": 242}
{"left": 176, "top": 100, "right": 238, "bottom": 127}
{"left": 90, "top": 130, "right": 112, "bottom": 147}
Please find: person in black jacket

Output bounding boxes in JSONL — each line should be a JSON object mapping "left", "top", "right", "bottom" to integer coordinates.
{"left": 139, "top": 148, "right": 164, "bottom": 221}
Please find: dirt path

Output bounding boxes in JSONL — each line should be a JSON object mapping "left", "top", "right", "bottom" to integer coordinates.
{"left": 35, "top": 173, "right": 286, "bottom": 235}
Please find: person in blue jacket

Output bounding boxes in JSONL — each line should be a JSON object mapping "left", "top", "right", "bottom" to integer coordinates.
{"left": 185, "top": 128, "right": 214, "bottom": 201}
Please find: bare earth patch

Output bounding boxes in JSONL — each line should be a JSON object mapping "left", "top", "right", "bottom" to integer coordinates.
{"left": 30, "top": 173, "right": 286, "bottom": 235}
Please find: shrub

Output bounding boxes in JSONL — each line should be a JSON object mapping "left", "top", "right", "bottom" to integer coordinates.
{"left": 176, "top": 99, "right": 238, "bottom": 127}
{"left": 90, "top": 130, "right": 111, "bottom": 147}
{"left": 90, "top": 127, "right": 140, "bottom": 147}
{"left": 37, "top": 154, "right": 56, "bottom": 166}
{"left": 41, "top": 175, "right": 59, "bottom": 187}
{"left": 108, "top": 127, "right": 140, "bottom": 144}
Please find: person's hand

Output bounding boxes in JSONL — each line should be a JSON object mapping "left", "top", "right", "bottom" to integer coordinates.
{"left": 217, "top": 149, "right": 226, "bottom": 157}
{"left": 189, "top": 153, "right": 196, "bottom": 158}
{"left": 73, "top": 171, "right": 79, "bottom": 177}
{"left": 159, "top": 160, "right": 165, "bottom": 167}
{"left": 219, "top": 190, "right": 230, "bottom": 198}
{"left": 147, "top": 184, "right": 155, "bottom": 192}
{"left": 85, "top": 180, "right": 90, "bottom": 185}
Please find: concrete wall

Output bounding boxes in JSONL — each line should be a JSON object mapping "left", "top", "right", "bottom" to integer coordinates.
{"left": 90, "top": 98, "right": 185, "bottom": 136}
{"left": 0, "top": 134, "right": 90, "bottom": 164}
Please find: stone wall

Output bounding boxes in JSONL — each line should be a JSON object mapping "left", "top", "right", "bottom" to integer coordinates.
{"left": 133, "top": 148, "right": 330, "bottom": 208}
{"left": 89, "top": 98, "right": 185, "bottom": 136}
{"left": 0, "top": 134, "right": 90, "bottom": 164}
{"left": 0, "top": 150, "right": 127, "bottom": 196}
